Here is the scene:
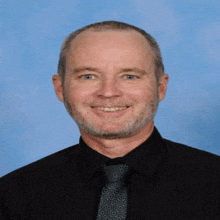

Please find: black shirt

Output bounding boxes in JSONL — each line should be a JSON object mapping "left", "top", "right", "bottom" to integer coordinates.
{"left": 1, "top": 127, "right": 220, "bottom": 219}
{"left": 77, "top": 127, "right": 168, "bottom": 219}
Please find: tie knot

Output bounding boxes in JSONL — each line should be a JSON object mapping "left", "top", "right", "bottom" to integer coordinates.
{"left": 103, "top": 164, "right": 129, "bottom": 183}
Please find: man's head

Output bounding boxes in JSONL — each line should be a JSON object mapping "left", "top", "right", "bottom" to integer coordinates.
{"left": 53, "top": 21, "right": 168, "bottom": 140}
{"left": 58, "top": 21, "right": 164, "bottom": 84}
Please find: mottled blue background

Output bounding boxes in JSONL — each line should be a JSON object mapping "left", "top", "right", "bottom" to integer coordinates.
{"left": 1, "top": 0, "right": 220, "bottom": 176}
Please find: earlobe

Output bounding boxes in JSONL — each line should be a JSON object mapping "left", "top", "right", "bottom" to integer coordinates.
{"left": 158, "top": 74, "right": 169, "bottom": 102}
{"left": 52, "top": 74, "right": 64, "bottom": 102}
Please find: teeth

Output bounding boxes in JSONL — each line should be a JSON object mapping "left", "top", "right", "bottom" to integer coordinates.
{"left": 95, "top": 107, "right": 128, "bottom": 112}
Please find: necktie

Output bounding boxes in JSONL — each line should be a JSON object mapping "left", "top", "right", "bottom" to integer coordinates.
{"left": 96, "top": 163, "right": 129, "bottom": 220}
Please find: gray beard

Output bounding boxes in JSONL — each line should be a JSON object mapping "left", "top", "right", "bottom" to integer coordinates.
{"left": 63, "top": 94, "right": 159, "bottom": 140}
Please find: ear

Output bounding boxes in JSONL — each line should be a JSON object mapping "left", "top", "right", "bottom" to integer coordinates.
{"left": 52, "top": 74, "right": 64, "bottom": 102}
{"left": 158, "top": 74, "right": 169, "bottom": 102}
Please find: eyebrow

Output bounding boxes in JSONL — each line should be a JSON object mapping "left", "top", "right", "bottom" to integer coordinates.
{"left": 72, "top": 67, "right": 147, "bottom": 75}
{"left": 118, "top": 68, "right": 147, "bottom": 75}
{"left": 72, "top": 67, "right": 101, "bottom": 74}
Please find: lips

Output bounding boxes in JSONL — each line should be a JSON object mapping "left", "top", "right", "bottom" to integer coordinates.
{"left": 92, "top": 106, "right": 129, "bottom": 112}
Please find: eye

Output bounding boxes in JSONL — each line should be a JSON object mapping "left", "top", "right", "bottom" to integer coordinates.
{"left": 124, "top": 75, "right": 138, "bottom": 80}
{"left": 81, "top": 74, "right": 95, "bottom": 80}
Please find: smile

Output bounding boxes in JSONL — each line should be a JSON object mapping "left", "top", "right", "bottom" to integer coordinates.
{"left": 93, "top": 107, "right": 129, "bottom": 112}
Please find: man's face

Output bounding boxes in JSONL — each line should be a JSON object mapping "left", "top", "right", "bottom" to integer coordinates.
{"left": 55, "top": 30, "right": 167, "bottom": 139}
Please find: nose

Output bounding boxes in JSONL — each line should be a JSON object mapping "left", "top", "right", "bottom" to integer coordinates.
{"left": 96, "top": 77, "right": 121, "bottom": 98}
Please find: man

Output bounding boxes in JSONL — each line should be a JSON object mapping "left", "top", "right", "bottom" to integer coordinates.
{"left": 1, "top": 21, "right": 220, "bottom": 219}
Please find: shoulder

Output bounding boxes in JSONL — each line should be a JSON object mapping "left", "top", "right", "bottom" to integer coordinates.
{"left": 163, "top": 138, "right": 220, "bottom": 180}
{"left": 164, "top": 138, "right": 220, "bottom": 165}
{"left": 0, "top": 144, "right": 82, "bottom": 218}
{"left": 1, "top": 143, "right": 80, "bottom": 186}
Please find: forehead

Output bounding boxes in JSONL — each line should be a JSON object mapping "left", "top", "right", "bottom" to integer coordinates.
{"left": 68, "top": 29, "right": 154, "bottom": 56}
{"left": 65, "top": 29, "right": 155, "bottom": 74}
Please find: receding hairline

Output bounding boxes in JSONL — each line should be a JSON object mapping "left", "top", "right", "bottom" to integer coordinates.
{"left": 58, "top": 21, "right": 165, "bottom": 83}
{"left": 67, "top": 28, "right": 155, "bottom": 56}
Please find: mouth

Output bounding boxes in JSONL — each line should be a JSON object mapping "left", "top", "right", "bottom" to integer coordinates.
{"left": 92, "top": 106, "right": 129, "bottom": 112}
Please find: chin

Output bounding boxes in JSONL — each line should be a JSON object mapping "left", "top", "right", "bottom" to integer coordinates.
{"left": 88, "top": 131, "right": 135, "bottom": 140}
{"left": 80, "top": 123, "right": 144, "bottom": 139}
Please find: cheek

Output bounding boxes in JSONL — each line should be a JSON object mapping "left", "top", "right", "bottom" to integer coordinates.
{"left": 127, "top": 86, "right": 155, "bottom": 103}
{"left": 64, "top": 82, "right": 89, "bottom": 101}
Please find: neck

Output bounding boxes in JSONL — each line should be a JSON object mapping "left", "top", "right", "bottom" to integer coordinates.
{"left": 81, "top": 121, "right": 154, "bottom": 159}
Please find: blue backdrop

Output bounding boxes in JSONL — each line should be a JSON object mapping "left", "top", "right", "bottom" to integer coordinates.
{"left": 1, "top": 0, "right": 220, "bottom": 177}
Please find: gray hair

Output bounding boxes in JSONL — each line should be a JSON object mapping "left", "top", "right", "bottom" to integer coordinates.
{"left": 58, "top": 21, "right": 164, "bottom": 83}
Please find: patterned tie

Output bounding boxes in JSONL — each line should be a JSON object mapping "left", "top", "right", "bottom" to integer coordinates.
{"left": 96, "top": 163, "right": 129, "bottom": 220}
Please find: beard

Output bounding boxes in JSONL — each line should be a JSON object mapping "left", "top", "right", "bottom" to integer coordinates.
{"left": 63, "top": 92, "right": 159, "bottom": 140}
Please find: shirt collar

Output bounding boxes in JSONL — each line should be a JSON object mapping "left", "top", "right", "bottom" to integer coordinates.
{"left": 77, "top": 127, "right": 168, "bottom": 182}
{"left": 121, "top": 127, "right": 168, "bottom": 178}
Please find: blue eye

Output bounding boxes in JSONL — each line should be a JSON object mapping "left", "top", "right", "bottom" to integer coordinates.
{"left": 82, "top": 74, "right": 94, "bottom": 79}
{"left": 125, "top": 75, "right": 137, "bottom": 80}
